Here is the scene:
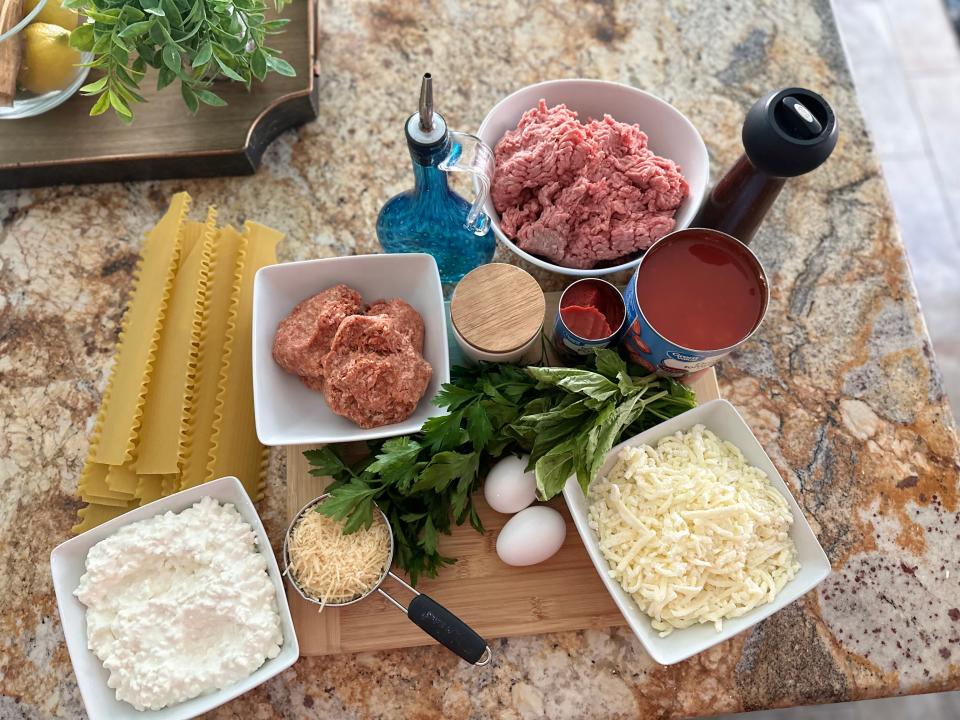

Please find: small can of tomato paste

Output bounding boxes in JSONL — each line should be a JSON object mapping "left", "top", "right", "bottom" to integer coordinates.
{"left": 553, "top": 278, "right": 627, "bottom": 356}
{"left": 621, "top": 228, "right": 769, "bottom": 377}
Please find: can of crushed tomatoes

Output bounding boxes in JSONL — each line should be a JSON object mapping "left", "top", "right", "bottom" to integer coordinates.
{"left": 553, "top": 278, "right": 627, "bottom": 356}
{"left": 621, "top": 228, "right": 769, "bottom": 377}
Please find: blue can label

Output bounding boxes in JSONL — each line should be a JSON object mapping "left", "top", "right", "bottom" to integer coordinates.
{"left": 621, "top": 270, "right": 729, "bottom": 377}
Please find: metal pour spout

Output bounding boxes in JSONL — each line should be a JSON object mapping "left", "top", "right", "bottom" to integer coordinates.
{"left": 418, "top": 73, "right": 433, "bottom": 132}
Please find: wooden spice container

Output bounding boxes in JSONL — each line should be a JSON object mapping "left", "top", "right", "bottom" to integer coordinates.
{"left": 450, "top": 263, "right": 546, "bottom": 364}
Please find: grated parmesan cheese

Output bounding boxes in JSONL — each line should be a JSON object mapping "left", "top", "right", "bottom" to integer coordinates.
{"left": 287, "top": 509, "right": 390, "bottom": 609}
{"left": 587, "top": 424, "right": 800, "bottom": 636}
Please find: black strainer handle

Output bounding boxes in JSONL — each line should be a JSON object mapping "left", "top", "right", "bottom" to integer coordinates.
{"left": 407, "top": 593, "right": 489, "bottom": 665}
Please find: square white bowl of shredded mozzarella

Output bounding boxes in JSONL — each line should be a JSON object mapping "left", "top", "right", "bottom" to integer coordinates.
{"left": 563, "top": 399, "right": 830, "bottom": 665}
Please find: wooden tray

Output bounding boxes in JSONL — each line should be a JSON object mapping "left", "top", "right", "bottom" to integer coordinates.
{"left": 0, "top": 0, "right": 318, "bottom": 189}
{"left": 286, "top": 292, "right": 721, "bottom": 656}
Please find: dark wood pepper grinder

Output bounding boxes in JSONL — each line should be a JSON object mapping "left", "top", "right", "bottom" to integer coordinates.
{"left": 692, "top": 88, "right": 839, "bottom": 244}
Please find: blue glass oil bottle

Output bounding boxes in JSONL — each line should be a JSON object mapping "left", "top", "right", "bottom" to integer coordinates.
{"left": 376, "top": 74, "right": 496, "bottom": 289}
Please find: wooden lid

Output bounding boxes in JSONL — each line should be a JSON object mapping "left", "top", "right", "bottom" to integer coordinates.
{"left": 451, "top": 264, "right": 546, "bottom": 353}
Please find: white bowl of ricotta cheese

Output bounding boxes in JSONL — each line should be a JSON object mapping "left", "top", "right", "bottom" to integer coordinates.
{"left": 50, "top": 476, "right": 299, "bottom": 720}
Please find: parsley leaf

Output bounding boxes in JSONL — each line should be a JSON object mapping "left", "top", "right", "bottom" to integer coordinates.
{"left": 305, "top": 446, "right": 355, "bottom": 479}
{"left": 422, "top": 409, "right": 468, "bottom": 452}
{"left": 465, "top": 402, "right": 494, "bottom": 450}
{"left": 432, "top": 383, "right": 480, "bottom": 410}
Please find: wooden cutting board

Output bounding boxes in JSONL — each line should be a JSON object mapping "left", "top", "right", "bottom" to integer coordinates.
{"left": 0, "top": 0, "right": 318, "bottom": 189}
{"left": 285, "top": 293, "right": 721, "bottom": 656}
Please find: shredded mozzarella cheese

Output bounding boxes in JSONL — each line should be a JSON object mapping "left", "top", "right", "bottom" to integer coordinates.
{"left": 587, "top": 424, "right": 800, "bottom": 636}
{"left": 287, "top": 509, "right": 390, "bottom": 609}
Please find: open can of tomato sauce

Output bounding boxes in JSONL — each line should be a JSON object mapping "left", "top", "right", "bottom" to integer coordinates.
{"left": 622, "top": 228, "right": 769, "bottom": 377}
{"left": 554, "top": 278, "right": 627, "bottom": 356}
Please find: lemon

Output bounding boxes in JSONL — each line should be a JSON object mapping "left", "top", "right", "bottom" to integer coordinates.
{"left": 18, "top": 23, "right": 81, "bottom": 95}
{"left": 22, "top": 0, "right": 79, "bottom": 30}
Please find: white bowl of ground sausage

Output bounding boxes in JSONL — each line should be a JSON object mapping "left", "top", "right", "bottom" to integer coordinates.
{"left": 251, "top": 253, "right": 450, "bottom": 446}
{"left": 478, "top": 79, "right": 710, "bottom": 277}
{"left": 50, "top": 477, "right": 299, "bottom": 720}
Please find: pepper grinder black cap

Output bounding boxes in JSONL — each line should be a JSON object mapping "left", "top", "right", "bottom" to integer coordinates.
{"left": 742, "top": 87, "right": 838, "bottom": 177}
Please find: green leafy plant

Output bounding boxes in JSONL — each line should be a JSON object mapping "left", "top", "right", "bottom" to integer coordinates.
{"left": 66, "top": 0, "right": 295, "bottom": 121}
{"left": 306, "top": 349, "right": 697, "bottom": 583}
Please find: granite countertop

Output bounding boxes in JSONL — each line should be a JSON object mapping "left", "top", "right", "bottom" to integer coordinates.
{"left": 2, "top": 0, "right": 959, "bottom": 718}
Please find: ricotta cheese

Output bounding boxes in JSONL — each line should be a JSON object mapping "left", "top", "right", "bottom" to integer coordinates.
{"left": 587, "top": 424, "right": 800, "bottom": 636}
{"left": 74, "top": 497, "right": 283, "bottom": 711}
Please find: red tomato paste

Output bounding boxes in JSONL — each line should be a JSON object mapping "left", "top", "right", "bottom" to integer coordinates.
{"left": 559, "top": 305, "right": 612, "bottom": 339}
{"left": 559, "top": 280, "right": 625, "bottom": 340}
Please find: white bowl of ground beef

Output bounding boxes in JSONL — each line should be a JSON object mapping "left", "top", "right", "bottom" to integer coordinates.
{"left": 478, "top": 79, "right": 709, "bottom": 277}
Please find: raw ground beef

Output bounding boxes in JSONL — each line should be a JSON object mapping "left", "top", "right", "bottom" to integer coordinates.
{"left": 366, "top": 298, "right": 425, "bottom": 353}
{"left": 272, "top": 284, "right": 363, "bottom": 388}
{"left": 492, "top": 100, "right": 689, "bottom": 269}
{"left": 321, "top": 315, "right": 432, "bottom": 428}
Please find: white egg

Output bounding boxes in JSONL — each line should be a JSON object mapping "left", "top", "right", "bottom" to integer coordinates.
{"left": 496, "top": 506, "right": 566, "bottom": 567}
{"left": 483, "top": 454, "right": 537, "bottom": 514}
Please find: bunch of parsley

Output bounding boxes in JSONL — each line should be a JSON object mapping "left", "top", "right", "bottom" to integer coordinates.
{"left": 306, "top": 349, "right": 695, "bottom": 584}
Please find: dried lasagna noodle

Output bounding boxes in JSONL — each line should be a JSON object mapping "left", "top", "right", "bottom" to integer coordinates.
{"left": 92, "top": 193, "right": 189, "bottom": 467}
{"left": 135, "top": 214, "right": 215, "bottom": 476}
{"left": 74, "top": 197, "right": 280, "bottom": 532}
{"left": 179, "top": 226, "right": 245, "bottom": 488}
{"left": 206, "top": 223, "right": 281, "bottom": 501}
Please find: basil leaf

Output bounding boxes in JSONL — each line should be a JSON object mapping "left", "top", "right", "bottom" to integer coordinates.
{"left": 582, "top": 395, "right": 643, "bottom": 492}
{"left": 527, "top": 415, "right": 590, "bottom": 467}
{"left": 593, "top": 348, "right": 627, "bottom": 380}
{"left": 524, "top": 366, "right": 620, "bottom": 402}
{"left": 534, "top": 438, "right": 578, "bottom": 501}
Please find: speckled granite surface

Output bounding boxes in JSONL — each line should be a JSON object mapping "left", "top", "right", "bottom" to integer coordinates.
{"left": 1, "top": 0, "right": 958, "bottom": 718}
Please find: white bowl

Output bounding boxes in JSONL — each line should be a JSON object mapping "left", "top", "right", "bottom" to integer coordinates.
{"left": 0, "top": 3, "right": 93, "bottom": 120}
{"left": 562, "top": 399, "right": 830, "bottom": 665}
{"left": 252, "top": 253, "right": 450, "bottom": 445}
{"left": 477, "top": 79, "right": 710, "bottom": 277}
{"left": 50, "top": 477, "right": 299, "bottom": 720}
